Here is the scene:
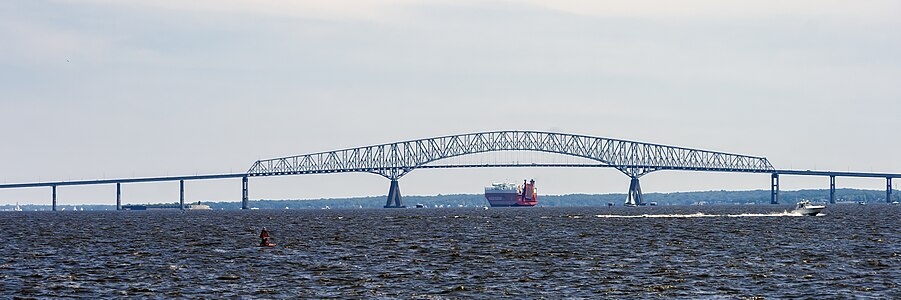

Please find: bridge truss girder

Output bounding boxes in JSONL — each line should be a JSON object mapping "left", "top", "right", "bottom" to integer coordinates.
{"left": 248, "top": 131, "right": 774, "bottom": 180}
{"left": 247, "top": 131, "right": 774, "bottom": 206}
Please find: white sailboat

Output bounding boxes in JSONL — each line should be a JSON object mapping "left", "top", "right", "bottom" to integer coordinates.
{"left": 13, "top": 202, "right": 22, "bottom": 211}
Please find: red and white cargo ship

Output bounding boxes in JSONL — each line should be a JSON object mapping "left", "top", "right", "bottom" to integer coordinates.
{"left": 484, "top": 179, "right": 538, "bottom": 207}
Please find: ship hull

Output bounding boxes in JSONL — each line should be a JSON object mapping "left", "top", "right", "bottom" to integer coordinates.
{"left": 794, "top": 206, "right": 825, "bottom": 216}
{"left": 487, "top": 203, "right": 537, "bottom": 207}
{"left": 485, "top": 192, "right": 537, "bottom": 207}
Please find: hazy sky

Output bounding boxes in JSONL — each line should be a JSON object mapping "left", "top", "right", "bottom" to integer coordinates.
{"left": 2, "top": 1, "right": 900, "bottom": 205}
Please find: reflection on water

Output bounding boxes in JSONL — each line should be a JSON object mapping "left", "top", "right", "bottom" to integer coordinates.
{"left": 0, "top": 204, "right": 898, "bottom": 298}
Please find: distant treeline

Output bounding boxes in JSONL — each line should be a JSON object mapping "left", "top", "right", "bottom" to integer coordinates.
{"left": 3, "top": 188, "right": 895, "bottom": 211}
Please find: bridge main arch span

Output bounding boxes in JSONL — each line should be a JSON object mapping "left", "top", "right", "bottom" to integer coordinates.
{"left": 247, "top": 131, "right": 774, "bottom": 207}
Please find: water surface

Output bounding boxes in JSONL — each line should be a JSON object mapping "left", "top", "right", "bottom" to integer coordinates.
{"left": 1, "top": 204, "right": 898, "bottom": 298}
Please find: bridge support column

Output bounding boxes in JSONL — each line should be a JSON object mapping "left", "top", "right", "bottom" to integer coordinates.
{"left": 384, "top": 179, "right": 405, "bottom": 208}
{"left": 242, "top": 176, "right": 249, "bottom": 210}
{"left": 888, "top": 178, "right": 893, "bottom": 203}
{"left": 52, "top": 185, "right": 57, "bottom": 211}
{"left": 771, "top": 173, "right": 779, "bottom": 204}
{"left": 829, "top": 176, "right": 835, "bottom": 204}
{"left": 116, "top": 183, "right": 122, "bottom": 210}
{"left": 625, "top": 177, "right": 643, "bottom": 206}
{"left": 179, "top": 180, "right": 185, "bottom": 210}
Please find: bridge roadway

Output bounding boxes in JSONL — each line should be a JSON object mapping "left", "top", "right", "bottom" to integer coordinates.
{"left": 0, "top": 166, "right": 896, "bottom": 211}
{"left": 1, "top": 131, "right": 898, "bottom": 209}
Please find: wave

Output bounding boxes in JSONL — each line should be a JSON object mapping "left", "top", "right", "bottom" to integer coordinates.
{"left": 593, "top": 211, "right": 809, "bottom": 218}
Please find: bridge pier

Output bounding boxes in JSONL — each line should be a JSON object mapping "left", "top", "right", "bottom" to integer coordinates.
{"left": 52, "top": 185, "right": 57, "bottom": 211}
{"left": 179, "top": 180, "right": 185, "bottom": 210}
{"left": 625, "top": 177, "right": 644, "bottom": 206}
{"left": 888, "top": 178, "right": 893, "bottom": 203}
{"left": 116, "top": 183, "right": 122, "bottom": 210}
{"left": 242, "top": 176, "right": 249, "bottom": 210}
{"left": 829, "top": 176, "right": 835, "bottom": 204}
{"left": 771, "top": 173, "right": 779, "bottom": 204}
{"left": 384, "top": 179, "right": 405, "bottom": 208}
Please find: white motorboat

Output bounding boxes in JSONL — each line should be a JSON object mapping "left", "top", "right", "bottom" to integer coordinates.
{"left": 793, "top": 200, "right": 825, "bottom": 216}
{"left": 186, "top": 203, "right": 212, "bottom": 210}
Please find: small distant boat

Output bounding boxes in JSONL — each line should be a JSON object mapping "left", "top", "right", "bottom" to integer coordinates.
{"left": 649, "top": 202, "right": 658, "bottom": 206}
{"left": 892, "top": 201, "right": 899, "bottom": 205}
{"left": 13, "top": 202, "right": 22, "bottom": 211}
{"left": 793, "top": 200, "right": 826, "bottom": 216}
{"left": 415, "top": 203, "right": 425, "bottom": 208}
{"left": 857, "top": 201, "right": 866, "bottom": 205}
{"left": 187, "top": 202, "right": 212, "bottom": 210}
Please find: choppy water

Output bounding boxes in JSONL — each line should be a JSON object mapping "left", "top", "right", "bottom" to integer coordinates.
{"left": 1, "top": 204, "right": 899, "bottom": 299}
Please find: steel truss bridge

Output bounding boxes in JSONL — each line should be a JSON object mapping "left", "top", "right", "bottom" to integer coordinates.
{"left": 1, "top": 131, "right": 898, "bottom": 210}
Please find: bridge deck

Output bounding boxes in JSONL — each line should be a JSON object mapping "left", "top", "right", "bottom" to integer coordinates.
{"left": 0, "top": 173, "right": 247, "bottom": 189}
{"left": 774, "top": 169, "right": 901, "bottom": 178}
{"left": 0, "top": 166, "right": 896, "bottom": 189}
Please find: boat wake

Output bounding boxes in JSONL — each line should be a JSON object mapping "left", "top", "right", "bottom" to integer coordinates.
{"left": 594, "top": 211, "right": 808, "bottom": 218}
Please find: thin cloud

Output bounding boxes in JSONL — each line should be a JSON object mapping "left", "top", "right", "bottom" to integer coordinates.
{"left": 0, "top": 18, "right": 115, "bottom": 66}
{"left": 522, "top": 0, "right": 901, "bottom": 20}
{"left": 60, "top": 0, "right": 901, "bottom": 21}
{"left": 59, "top": 0, "right": 436, "bottom": 22}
